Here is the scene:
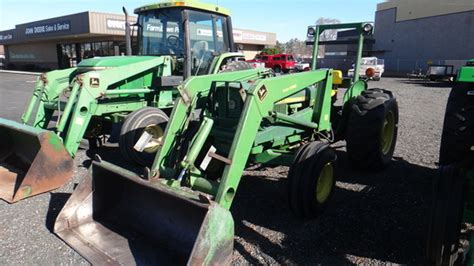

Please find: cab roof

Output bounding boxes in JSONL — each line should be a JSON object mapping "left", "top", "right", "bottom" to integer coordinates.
{"left": 135, "top": 0, "right": 231, "bottom": 16}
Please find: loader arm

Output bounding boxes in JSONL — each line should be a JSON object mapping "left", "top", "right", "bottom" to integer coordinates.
{"left": 215, "top": 70, "right": 333, "bottom": 209}
{"left": 154, "top": 69, "right": 333, "bottom": 209}
{"left": 60, "top": 56, "right": 172, "bottom": 157}
{"left": 153, "top": 68, "right": 272, "bottom": 179}
{"left": 22, "top": 68, "right": 77, "bottom": 128}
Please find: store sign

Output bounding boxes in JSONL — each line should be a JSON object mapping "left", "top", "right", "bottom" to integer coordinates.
{"left": 10, "top": 52, "right": 35, "bottom": 60}
{"left": 0, "top": 33, "right": 13, "bottom": 41}
{"left": 243, "top": 32, "right": 267, "bottom": 42}
{"left": 233, "top": 30, "right": 243, "bottom": 41}
{"left": 233, "top": 30, "right": 267, "bottom": 42}
{"left": 107, "top": 19, "right": 138, "bottom": 31}
{"left": 25, "top": 20, "right": 71, "bottom": 35}
{"left": 107, "top": 19, "right": 126, "bottom": 30}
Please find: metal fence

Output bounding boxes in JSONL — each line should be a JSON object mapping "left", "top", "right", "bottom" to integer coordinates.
{"left": 316, "top": 58, "right": 467, "bottom": 77}
{"left": 382, "top": 59, "right": 467, "bottom": 76}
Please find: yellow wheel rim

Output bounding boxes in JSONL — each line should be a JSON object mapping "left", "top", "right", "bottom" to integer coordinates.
{"left": 380, "top": 111, "right": 395, "bottom": 155}
{"left": 316, "top": 163, "right": 333, "bottom": 204}
{"left": 142, "top": 124, "right": 164, "bottom": 154}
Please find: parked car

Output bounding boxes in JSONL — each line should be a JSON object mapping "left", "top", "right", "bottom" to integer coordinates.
{"left": 348, "top": 57, "right": 385, "bottom": 81}
{"left": 295, "top": 58, "right": 311, "bottom": 72}
{"left": 249, "top": 53, "right": 296, "bottom": 73}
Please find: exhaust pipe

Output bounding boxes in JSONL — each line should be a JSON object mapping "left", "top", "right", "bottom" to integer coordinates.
{"left": 123, "top": 7, "right": 132, "bottom": 56}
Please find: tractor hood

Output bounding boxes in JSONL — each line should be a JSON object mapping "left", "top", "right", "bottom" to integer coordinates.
{"left": 77, "top": 56, "right": 158, "bottom": 69}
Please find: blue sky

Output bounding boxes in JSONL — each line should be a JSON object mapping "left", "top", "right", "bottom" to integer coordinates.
{"left": 0, "top": 0, "right": 380, "bottom": 42}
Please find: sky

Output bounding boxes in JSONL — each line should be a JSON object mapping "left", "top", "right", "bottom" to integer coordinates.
{"left": 0, "top": 0, "right": 380, "bottom": 42}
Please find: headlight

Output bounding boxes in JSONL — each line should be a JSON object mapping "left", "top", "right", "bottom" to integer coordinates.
{"left": 307, "top": 27, "right": 316, "bottom": 36}
{"left": 363, "top": 23, "right": 373, "bottom": 34}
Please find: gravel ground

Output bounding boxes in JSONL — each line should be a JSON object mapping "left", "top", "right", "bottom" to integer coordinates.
{"left": 0, "top": 72, "right": 451, "bottom": 265}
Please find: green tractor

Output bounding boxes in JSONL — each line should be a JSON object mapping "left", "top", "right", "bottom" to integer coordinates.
{"left": 426, "top": 59, "right": 474, "bottom": 265}
{"left": 0, "top": 0, "right": 253, "bottom": 203}
{"left": 54, "top": 22, "right": 399, "bottom": 264}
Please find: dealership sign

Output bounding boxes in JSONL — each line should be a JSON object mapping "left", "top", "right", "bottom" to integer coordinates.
{"left": 0, "top": 33, "right": 13, "bottom": 41}
{"left": 25, "top": 20, "right": 71, "bottom": 35}
{"left": 107, "top": 19, "right": 138, "bottom": 31}
{"left": 233, "top": 30, "right": 267, "bottom": 42}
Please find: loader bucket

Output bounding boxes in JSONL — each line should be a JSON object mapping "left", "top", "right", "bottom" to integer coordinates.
{"left": 0, "top": 118, "right": 74, "bottom": 203}
{"left": 54, "top": 160, "right": 234, "bottom": 265}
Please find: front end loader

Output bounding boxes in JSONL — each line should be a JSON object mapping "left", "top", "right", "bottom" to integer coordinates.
{"left": 0, "top": 0, "right": 251, "bottom": 203}
{"left": 55, "top": 22, "right": 400, "bottom": 263}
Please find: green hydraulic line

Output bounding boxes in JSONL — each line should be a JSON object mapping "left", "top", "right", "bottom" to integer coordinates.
{"left": 272, "top": 111, "right": 318, "bottom": 129}
{"left": 56, "top": 82, "right": 81, "bottom": 133}
{"left": 191, "top": 177, "right": 219, "bottom": 195}
{"left": 181, "top": 117, "right": 214, "bottom": 169}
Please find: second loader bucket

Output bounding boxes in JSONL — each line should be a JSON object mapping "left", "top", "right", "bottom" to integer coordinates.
{"left": 54, "top": 159, "right": 235, "bottom": 265}
{"left": 0, "top": 118, "right": 74, "bottom": 203}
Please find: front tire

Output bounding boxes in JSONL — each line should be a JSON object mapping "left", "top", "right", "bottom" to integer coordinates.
{"left": 439, "top": 82, "right": 474, "bottom": 165}
{"left": 119, "top": 107, "right": 169, "bottom": 166}
{"left": 288, "top": 142, "right": 337, "bottom": 219}
{"left": 273, "top": 65, "right": 282, "bottom": 74}
{"left": 426, "top": 165, "right": 466, "bottom": 266}
{"left": 346, "top": 88, "right": 399, "bottom": 170}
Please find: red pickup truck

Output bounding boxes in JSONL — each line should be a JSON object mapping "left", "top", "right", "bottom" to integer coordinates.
{"left": 248, "top": 53, "right": 296, "bottom": 73}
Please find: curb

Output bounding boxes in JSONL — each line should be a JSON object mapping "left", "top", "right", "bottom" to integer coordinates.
{"left": 0, "top": 70, "right": 41, "bottom": 76}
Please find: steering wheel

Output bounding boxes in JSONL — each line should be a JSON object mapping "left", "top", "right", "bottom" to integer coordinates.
{"left": 167, "top": 35, "right": 179, "bottom": 48}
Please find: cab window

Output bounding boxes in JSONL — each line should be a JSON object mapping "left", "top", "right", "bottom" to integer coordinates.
{"left": 188, "top": 10, "right": 230, "bottom": 75}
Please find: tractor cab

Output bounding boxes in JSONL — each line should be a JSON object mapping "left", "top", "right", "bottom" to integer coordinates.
{"left": 135, "top": 1, "right": 237, "bottom": 77}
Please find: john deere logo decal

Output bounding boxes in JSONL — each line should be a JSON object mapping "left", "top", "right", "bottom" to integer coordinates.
{"left": 90, "top": 78, "right": 100, "bottom": 88}
{"left": 258, "top": 85, "right": 268, "bottom": 101}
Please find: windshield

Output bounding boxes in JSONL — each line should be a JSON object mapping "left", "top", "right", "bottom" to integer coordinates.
{"left": 188, "top": 10, "right": 230, "bottom": 75}
{"left": 138, "top": 8, "right": 184, "bottom": 56}
{"left": 137, "top": 8, "right": 231, "bottom": 77}
{"left": 362, "top": 58, "right": 376, "bottom": 65}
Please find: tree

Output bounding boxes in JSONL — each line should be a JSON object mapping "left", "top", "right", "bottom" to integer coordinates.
{"left": 263, "top": 18, "right": 341, "bottom": 58}
{"left": 260, "top": 46, "right": 283, "bottom": 55}
{"left": 316, "top": 17, "right": 341, "bottom": 41}
{"left": 283, "top": 38, "right": 311, "bottom": 57}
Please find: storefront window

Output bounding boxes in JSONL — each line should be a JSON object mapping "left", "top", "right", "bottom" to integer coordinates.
{"left": 57, "top": 43, "right": 77, "bottom": 68}
{"left": 57, "top": 40, "right": 130, "bottom": 68}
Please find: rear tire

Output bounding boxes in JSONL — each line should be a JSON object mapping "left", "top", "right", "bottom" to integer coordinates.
{"left": 346, "top": 88, "right": 399, "bottom": 170}
{"left": 273, "top": 65, "right": 282, "bottom": 74}
{"left": 426, "top": 165, "right": 466, "bottom": 266}
{"left": 288, "top": 142, "right": 337, "bottom": 219}
{"left": 119, "top": 107, "right": 169, "bottom": 166}
{"left": 439, "top": 82, "right": 474, "bottom": 165}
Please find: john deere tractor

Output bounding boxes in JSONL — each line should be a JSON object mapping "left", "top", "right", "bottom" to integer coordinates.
{"left": 54, "top": 22, "right": 399, "bottom": 264}
{"left": 0, "top": 0, "right": 253, "bottom": 203}
{"left": 427, "top": 59, "right": 474, "bottom": 265}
